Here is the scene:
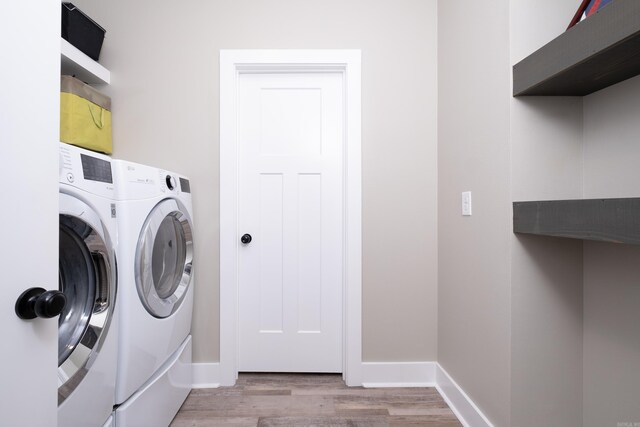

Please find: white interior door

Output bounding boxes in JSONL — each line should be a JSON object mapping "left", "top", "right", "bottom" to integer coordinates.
{"left": 0, "top": 2, "right": 60, "bottom": 425}
{"left": 238, "top": 72, "right": 344, "bottom": 372}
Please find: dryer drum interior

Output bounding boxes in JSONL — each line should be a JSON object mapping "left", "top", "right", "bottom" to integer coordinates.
{"left": 136, "top": 198, "right": 193, "bottom": 319}
{"left": 58, "top": 214, "right": 115, "bottom": 404}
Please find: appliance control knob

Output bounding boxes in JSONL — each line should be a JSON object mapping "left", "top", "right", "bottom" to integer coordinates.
{"left": 166, "top": 175, "right": 176, "bottom": 191}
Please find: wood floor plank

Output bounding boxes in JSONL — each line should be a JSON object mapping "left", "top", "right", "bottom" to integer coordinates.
{"left": 291, "top": 387, "right": 442, "bottom": 397}
{"left": 180, "top": 395, "right": 334, "bottom": 416}
{"left": 334, "top": 394, "right": 449, "bottom": 410}
{"left": 238, "top": 373, "right": 348, "bottom": 390}
{"left": 257, "top": 416, "right": 389, "bottom": 427}
{"left": 334, "top": 408, "right": 390, "bottom": 416}
{"left": 243, "top": 389, "right": 293, "bottom": 396}
{"left": 188, "top": 387, "right": 245, "bottom": 397}
{"left": 387, "top": 408, "right": 457, "bottom": 416}
{"left": 388, "top": 415, "right": 462, "bottom": 427}
{"left": 171, "top": 374, "right": 462, "bottom": 427}
{"left": 170, "top": 413, "right": 259, "bottom": 427}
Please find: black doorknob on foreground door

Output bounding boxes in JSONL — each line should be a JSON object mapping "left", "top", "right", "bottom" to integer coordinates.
{"left": 241, "top": 233, "right": 252, "bottom": 244}
{"left": 15, "top": 287, "right": 67, "bottom": 320}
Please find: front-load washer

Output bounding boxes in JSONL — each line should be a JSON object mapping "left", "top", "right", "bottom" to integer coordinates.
{"left": 58, "top": 143, "right": 118, "bottom": 426}
{"left": 112, "top": 159, "right": 194, "bottom": 423}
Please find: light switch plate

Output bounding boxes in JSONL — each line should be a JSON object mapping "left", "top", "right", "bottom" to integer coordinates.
{"left": 462, "top": 191, "right": 472, "bottom": 216}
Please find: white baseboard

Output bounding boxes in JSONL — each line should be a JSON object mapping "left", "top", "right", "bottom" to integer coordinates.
{"left": 435, "top": 364, "right": 494, "bottom": 427}
{"left": 191, "top": 362, "right": 221, "bottom": 388}
{"left": 361, "top": 362, "right": 437, "bottom": 387}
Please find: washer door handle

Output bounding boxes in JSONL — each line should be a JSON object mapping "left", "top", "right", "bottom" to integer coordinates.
{"left": 15, "top": 287, "right": 66, "bottom": 320}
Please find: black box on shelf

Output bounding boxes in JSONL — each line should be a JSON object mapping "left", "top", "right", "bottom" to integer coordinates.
{"left": 61, "top": 3, "right": 106, "bottom": 61}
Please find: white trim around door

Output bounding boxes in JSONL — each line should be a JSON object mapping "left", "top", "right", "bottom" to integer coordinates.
{"left": 219, "top": 49, "right": 362, "bottom": 386}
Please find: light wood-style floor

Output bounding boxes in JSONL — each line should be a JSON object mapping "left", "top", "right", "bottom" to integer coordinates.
{"left": 171, "top": 373, "right": 462, "bottom": 427}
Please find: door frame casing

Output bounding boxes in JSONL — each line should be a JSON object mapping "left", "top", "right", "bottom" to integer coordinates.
{"left": 219, "top": 50, "right": 362, "bottom": 386}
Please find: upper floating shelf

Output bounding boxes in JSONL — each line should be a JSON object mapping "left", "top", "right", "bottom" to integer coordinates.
{"left": 61, "top": 38, "right": 110, "bottom": 85}
{"left": 513, "top": 198, "right": 640, "bottom": 245}
{"left": 513, "top": 0, "right": 640, "bottom": 96}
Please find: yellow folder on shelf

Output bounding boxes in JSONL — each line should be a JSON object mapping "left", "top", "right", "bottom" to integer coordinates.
{"left": 60, "top": 75, "right": 112, "bottom": 154}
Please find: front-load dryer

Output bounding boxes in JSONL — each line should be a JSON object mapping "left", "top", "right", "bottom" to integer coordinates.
{"left": 112, "top": 159, "right": 194, "bottom": 425}
{"left": 58, "top": 143, "right": 118, "bottom": 426}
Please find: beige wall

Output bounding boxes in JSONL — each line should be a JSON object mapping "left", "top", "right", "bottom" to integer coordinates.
{"left": 439, "top": 0, "right": 585, "bottom": 425}
{"left": 582, "top": 242, "right": 640, "bottom": 427}
{"left": 583, "top": 75, "right": 640, "bottom": 199}
{"left": 509, "top": 1, "right": 585, "bottom": 425}
{"left": 509, "top": 95, "right": 584, "bottom": 426}
{"left": 73, "top": 0, "right": 439, "bottom": 364}
{"left": 437, "top": 1, "right": 512, "bottom": 425}
{"left": 510, "top": 237, "right": 583, "bottom": 426}
{"left": 582, "top": 75, "right": 640, "bottom": 427}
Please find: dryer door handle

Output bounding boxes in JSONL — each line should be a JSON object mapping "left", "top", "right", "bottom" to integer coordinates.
{"left": 15, "top": 287, "right": 66, "bottom": 320}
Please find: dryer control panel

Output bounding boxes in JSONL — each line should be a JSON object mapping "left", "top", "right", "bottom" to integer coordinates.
{"left": 159, "top": 170, "right": 178, "bottom": 194}
{"left": 159, "top": 170, "right": 192, "bottom": 201}
{"left": 112, "top": 159, "right": 192, "bottom": 203}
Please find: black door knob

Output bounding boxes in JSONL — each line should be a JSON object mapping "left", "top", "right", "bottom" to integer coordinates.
{"left": 241, "top": 233, "right": 252, "bottom": 244}
{"left": 15, "top": 287, "right": 67, "bottom": 320}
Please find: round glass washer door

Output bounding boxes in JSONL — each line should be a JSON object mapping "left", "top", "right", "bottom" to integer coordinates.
{"left": 58, "top": 193, "right": 116, "bottom": 405}
{"left": 136, "top": 198, "right": 193, "bottom": 318}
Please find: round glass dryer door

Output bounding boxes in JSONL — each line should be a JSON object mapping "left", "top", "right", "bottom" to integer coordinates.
{"left": 136, "top": 198, "right": 193, "bottom": 318}
{"left": 58, "top": 193, "right": 116, "bottom": 404}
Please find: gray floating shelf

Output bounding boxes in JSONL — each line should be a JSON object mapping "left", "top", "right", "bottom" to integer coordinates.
{"left": 513, "top": 198, "right": 640, "bottom": 245}
{"left": 513, "top": 0, "right": 640, "bottom": 96}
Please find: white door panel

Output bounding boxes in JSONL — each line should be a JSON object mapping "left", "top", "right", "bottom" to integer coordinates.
{"left": 238, "top": 72, "right": 344, "bottom": 372}
{"left": 0, "top": 1, "right": 60, "bottom": 425}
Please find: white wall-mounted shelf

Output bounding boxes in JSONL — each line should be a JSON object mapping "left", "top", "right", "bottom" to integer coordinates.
{"left": 60, "top": 38, "right": 110, "bottom": 85}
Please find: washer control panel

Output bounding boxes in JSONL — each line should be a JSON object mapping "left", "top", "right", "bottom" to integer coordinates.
{"left": 59, "top": 143, "right": 115, "bottom": 198}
